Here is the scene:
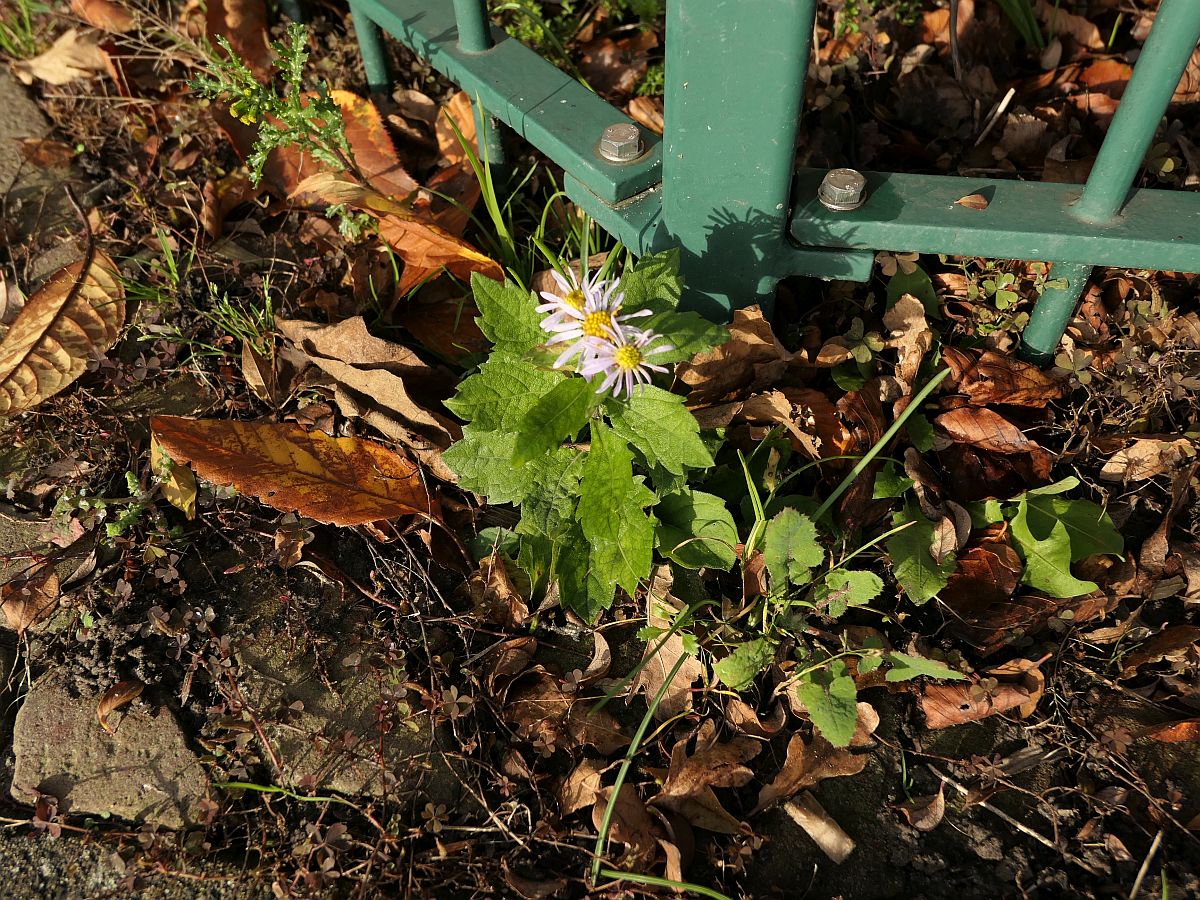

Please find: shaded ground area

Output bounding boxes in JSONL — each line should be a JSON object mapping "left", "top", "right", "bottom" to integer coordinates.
{"left": 1, "top": 1, "right": 1199, "bottom": 898}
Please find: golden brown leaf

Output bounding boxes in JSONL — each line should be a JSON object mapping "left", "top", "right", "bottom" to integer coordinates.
{"left": 942, "top": 347, "right": 1064, "bottom": 407}
{"left": 1, "top": 566, "right": 60, "bottom": 634}
{"left": 0, "top": 250, "right": 125, "bottom": 416}
{"left": 1120, "top": 626, "right": 1200, "bottom": 678}
{"left": 920, "top": 658, "right": 1043, "bottom": 729}
{"left": 934, "top": 407, "right": 1041, "bottom": 455}
{"left": 679, "top": 306, "right": 789, "bottom": 404}
{"left": 1143, "top": 720, "right": 1200, "bottom": 743}
{"left": 1099, "top": 439, "right": 1196, "bottom": 483}
{"left": 898, "top": 784, "right": 946, "bottom": 832}
{"left": 627, "top": 96, "right": 664, "bottom": 135}
{"left": 71, "top": 0, "right": 136, "bottom": 32}
{"left": 97, "top": 679, "right": 144, "bottom": 733}
{"left": 1036, "top": 0, "right": 1103, "bottom": 49}
{"left": 955, "top": 193, "right": 990, "bottom": 210}
{"left": 151, "top": 432, "right": 197, "bottom": 520}
{"left": 150, "top": 416, "right": 438, "bottom": 527}
{"left": 467, "top": 555, "right": 529, "bottom": 630}
{"left": 435, "top": 91, "right": 477, "bottom": 168}
{"left": 504, "top": 670, "right": 627, "bottom": 755}
{"left": 559, "top": 757, "right": 606, "bottom": 816}
{"left": 649, "top": 720, "right": 756, "bottom": 833}
{"left": 591, "top": 785, "right": 662, "bottom": 868}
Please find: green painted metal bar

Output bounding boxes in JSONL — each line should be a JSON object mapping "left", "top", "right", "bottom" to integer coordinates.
{"left": 1072, "top": 0, "right": 1200, "bottom": 224}
{"left": 451, "top": 0, "right": 492, "bottom": 53}
{"left": 789, "top": 169, "right": 1200, "bottom": 274}
{"left": 347, "top": 0, "right": 660, "bottom": 204}
{"left": 1019, "top": 262, "right": 1094, "bottom": 364}
{"left": 349, "top": 2, "right": 391, "bottom": 95}
{"left": 662, "top": 0, "right": 824, "bottom": 319}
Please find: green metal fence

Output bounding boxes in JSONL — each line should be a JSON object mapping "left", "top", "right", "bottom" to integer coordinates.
{"left": 347, "top": 0, "right": 1200, "bottom": 362}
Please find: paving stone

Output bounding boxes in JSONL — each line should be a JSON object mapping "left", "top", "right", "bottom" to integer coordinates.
{"left": 10, "top": 675, "right": 210, "bottom": 829}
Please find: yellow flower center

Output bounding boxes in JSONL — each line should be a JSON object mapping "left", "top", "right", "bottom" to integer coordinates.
{"left": 582, "top": 310, "right": 613, "bottom": 338}
{"left": 564, "top": 288, "right": 586, "bottom": 310}
{"left": 614, "top": 345, "right": 643, "bottom": 371}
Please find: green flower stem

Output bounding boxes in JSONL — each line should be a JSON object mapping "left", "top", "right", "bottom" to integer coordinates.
{"left": 598, "top": 868, "right": 735, "bottom": 900}
{"left": 813, "top": 369, "right": 950, "bottom": 523}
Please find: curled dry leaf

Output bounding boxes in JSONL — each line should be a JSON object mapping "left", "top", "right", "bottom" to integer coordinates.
{"left": 630, "top": 568, "right": 703, "bottom": 721}
{"left": 754, "top": 703, "right": 879, "bottom": 814}
{"left": 71, "top": 0, "right": 136, "bottom": 32}
{"left": 942, "top": 347, "right": 1063, "bottom": 407}
{"left": 1143, "top": 720, "right": 1200, "bottom": 743}
{"left": 650, "top": 720, "right": 758, "bottom": 834}
{"left": 920, "top": 658, "right": 1044, "bottom": 729}
{"left": 435, "top": 91, "right": 478, "bottom": 168}
{"left": 1036, "top": 0, "right": 1104, "bottom": 49}
{"left": 725, "top": 697, "right": 786, "bottom": 738}
{"left": 504, "top": 670, "right": 627, "bottom": 755}
{"left": 679, "top": 306, "right": 792, "bottom": 404}
{"left": 97, "top": 679, "right": 144, "bottom": 733}
{"left": 278, "top": 316, "right": 461, "bottom": 481}
{"left": 12, "top": 29, "right": 107, "bottom": 86}
{"left": 897, "top": 783, "right": 946, "bottom": 832}
{"left": 784, "top": 792, "right": 855, "bottom": 864}
{"left": 628, "top": 96, "right": 664, "bottom": 135}
{"left": 501, "top": 858, "right": 569, "bottom": 900}
{"left": 468, "top": 555, "right": 529, "bottom": 630}
{"left": 578, "top": 31, "right": 657, "bottom": 96}
{"left": 1120, "top": 626, "right": 1200, "bottom": 678}
{"left": 954, "top": 193, "right": 989, "bottom": 210}
{"left": 1, "top": 565, "right": 60, "bottom": 634}
{"left": 592, "top": 784, "right": 662, "bottom": 869}
{"left": 0, "top": 250, "right": 125, "bottom": 416}
{"left": 18, "top": 138, "right": 75, "bottom": 168}
{"left": 934, "top": 407, "right": 1040, "bottom": 456}
{"left": 150, "top": 416, "right": 439, "bottom": 527}
{"left": 559, "top": 757, "right": 606, "bottom": 816}
{"left": 483, "top": 637, "right": 537, "bottom": 693}
{"left": 1099, "top": 439, "right": 1196, "bottom": 483}
{"left": 883, "top": 294, "right": 933, "bottom": 390}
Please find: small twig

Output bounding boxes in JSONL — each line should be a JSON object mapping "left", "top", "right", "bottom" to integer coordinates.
{"left": 1128, "top": 829, "right": 1162, "bottom": 900}
{"left": 975, "top": 87, "right": 1016, "bottom": 147}
{"left": 927, "top": 764, "right": 1059, "bottom": 851}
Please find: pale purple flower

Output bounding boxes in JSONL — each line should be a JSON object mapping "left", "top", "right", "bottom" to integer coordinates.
{"left": 579, "top": 326, "right": 673, "bottom": 398}
{"left": 541, "top": 277, "right": 651, "bottom": 371}
{"left": 535, "top": 267, "right": 607, "bottom": 333}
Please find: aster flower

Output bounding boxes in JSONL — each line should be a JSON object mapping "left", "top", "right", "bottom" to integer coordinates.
{"left": 579, "top": 325, "right": 673, "bottom": 398}
{"left": 541, "top": 278, "right": 652, "bottom": 371}
{"left": 535, "top": 267, "right": 608, "bottom": 333}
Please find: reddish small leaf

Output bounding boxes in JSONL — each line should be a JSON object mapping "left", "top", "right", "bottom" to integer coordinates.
{"left": 1144, "top": 720, "right": 1200, "bottom": 743}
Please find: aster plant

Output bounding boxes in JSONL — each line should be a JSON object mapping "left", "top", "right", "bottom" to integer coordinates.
{"left": 443, "top": 250, "right": 735, "bottom": 621}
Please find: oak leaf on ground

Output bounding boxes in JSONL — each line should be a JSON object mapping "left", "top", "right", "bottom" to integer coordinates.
{"left": 1, "top": 565, "right": 60, "bottom": 634}
{"left": 150, "top": 416, "right": 438, "bottom": 527}
{"left": 12, "top": 29, "right": 107, "bottom": 85}
{"left": 630, "top": 568, "right": 703, "bottom": 721}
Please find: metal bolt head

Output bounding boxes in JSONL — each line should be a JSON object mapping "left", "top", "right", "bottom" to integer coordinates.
{"left": 818, "top": 167, "right": 867, "bottom": 211}
{"left": 598, "top": 123, "right": 643, "bottom": 162}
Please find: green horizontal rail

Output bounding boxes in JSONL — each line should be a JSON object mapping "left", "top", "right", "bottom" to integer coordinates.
{"left": 350, "top": 0, "right": 661, "bottom": 204}
{"left": 789, "top": 169, "right": 1200, "bottom": 273}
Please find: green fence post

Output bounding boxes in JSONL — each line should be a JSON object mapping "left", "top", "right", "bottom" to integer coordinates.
{"left": 1018, "top": 261, "right": 1094, "bottom": 364}
{"left": 450, "top": 0, "right": 508, "bottom": 173}
{"left": 1072, "top": 0, "right": 1200, "bottom": 224}
{"left": 662, "top": 0, "right": 817, "bottom": 321}
{"left": 349, "top": 3, "right": 391, "bottom": 95}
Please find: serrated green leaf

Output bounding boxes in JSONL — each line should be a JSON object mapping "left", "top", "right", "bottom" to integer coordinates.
{"left": 442, "top": 427, "right": 527, "bottom": 504}
{"left": 816, "top": 569, "right": 883, "bottom": 618}
{"left": 444, "top": 353, "right": 562, "bottom": 431}
{"left": 557, "top": 521, "right": 614, "bottom": 623}
{"left": 886, "top": 505, "right": 955, "bottom": 604}
{"left": 763, "top": 508, "right": 824, "bottom": 590}
{"left": 513, "top": 377, "right": 597, "bottom": 465}
{"left": 471, "top": 274, "right": 544, "bottom": 354}
{"left": 607, "top": 385, "right": 713, "bottom": 475}
{"left": 857, "top": 654, "right": 882, "bottom": 674}
{"left": 1010, "top": 496, "right": 1098, "bottom": 598}
{"left": 515, "top": 448, "right": 586, "bottom": 586}
{"left": 713, "top": 638, "right": 775, "bottom": 690}
{"left": 884, "top": 652, "right": 966, "bottom": 682}
{"left": 576, "top": 423, "right": 656, "bottom": 607}
{"left": 617, "top": 249, "right": 682, "bottom": 315}
{"left": 872, "top": 461, "right": 914, "bottom": 499}
{"left": 796, "top": 671, "right": 859, "bottom": 747}
{"left": 654, "top": 488, "right": 738, "bottom": 570}
{"left": 643, "top": 310, "right": 730, "bottom": 363}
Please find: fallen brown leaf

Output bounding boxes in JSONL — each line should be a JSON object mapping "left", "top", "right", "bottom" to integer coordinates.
{"left": 97, "top": 680, "right": 144, "bottom": 733}
{"left": 679, "top": 306, "right": 791, "bottom": 404}
{"left": 205, "top": 0, "right": 271, "bottom": 81}
{"left": 1036, "top": 0, "right": 1104, "bottom": 49}
{"left": 1099, "top": 439, "right": 1195, "bottom": 483}
{"left": 151, "top": 433, "right": 197, "bottom": 520}
{"left": 71, "top": 0, "right": 136, "bottom": 32}
{"left": 884, "top": 294, "right": 933, "bottom": 392}
{"left": 955, "top": 193, "right": 989, "bottom": 210}
{"left": 627, "top": 96, "right": 664, "bottom": 135}
{"left": 920, "top": 658, "right": 1044, "bottom": 729}
{"left": 0, "top": 250, "right": 125, "bottom": 416}
{"left": 578, "top": 31, "right": 657, "bottom": 96}
{"left": 501, "top": 858, "right": 569, "bottom": 900}
{"left": 656, "top": 720, "right": 759, "bottom": 802}
{"left": 1, "top": 565, "right": 60, "bottom": 634}
{"left": 942, "top": 347, "right": 1064, "bottom": 407}
{"left": 17, "top": 138, "right": 74, "bottom": 168}
{"left": 754, "top": 704, "right": 879, "bottom": 813}
{"left": 434, "top": 91, "right": 477, "bottom": 169}
{"left": 897, "top": 783, "right": 946, "bottom": 832}
{"left": 150, "top": 417, "right": 439, "bottom": 527}
{"left": 505, "top": 670, "right": 627, "bottom": 755}
{"left": 725, "top": 698, "right": 786, "bottom": 738}
{"left": 630, "top": 568, "right": 703, "bottom": 721}
{"left": 934, "top": 407, "right": 1040, "bottom": 455}
{"left": 467, "top": 555, "right": 529, "bottom": 630}
{"left": 1120, "top": 626, "right": 1200, "bottom": 678}
{"left": 592, "top": 785, "right": 662, "bottom": 869}
{"left": 278, "top": 316, "right": 460, "bottom": 480}
{"left": 12, "top": 29, "right": 107, "bottom": 85}
{"left": 559, "top": 757, "right": 606, "bottom": 816}
{"left": 1143, "top": 720, "right": 1200, "bottom": 743}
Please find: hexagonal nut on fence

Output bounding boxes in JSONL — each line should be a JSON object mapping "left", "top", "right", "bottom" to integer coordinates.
{"left": 598, "top": 124, "right": 643, "bottom": 163}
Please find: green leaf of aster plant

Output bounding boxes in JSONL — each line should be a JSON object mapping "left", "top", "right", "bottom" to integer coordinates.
{"left": 606, "top": 385, "right": 713, "bottom": 476}
{"left": 444, "top": 353, "right": 563, "bottom": 432}
{"left": 654, "top": 488, "right": 738, "bottom": 571}
{"left": 763, "top": 508, "right": 824, "bottom": 591}
{"left": 513, "top": 378, "right": 599, "bottom": 466}
{"left": 470, "top": 274, "right": 544, "bottom": 355}
{"left": 795, "top": 660, "right": 859, "bottom": 748}
{"left": 713, "top": 638, "right": 775, "bottom": 691}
